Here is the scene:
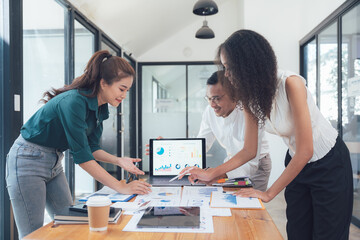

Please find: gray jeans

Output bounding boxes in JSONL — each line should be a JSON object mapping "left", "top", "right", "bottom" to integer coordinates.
{"left": 6, "top": 135, "right": 72, "bottom": 239}
{"left": 251, "top": 154, "right": 272, "bottom": 191}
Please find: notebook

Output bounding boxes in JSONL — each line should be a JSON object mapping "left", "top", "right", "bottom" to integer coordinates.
{"left": 148, "top": 138, "right": 206, "bottom": 186}
{"left": 54, "top": 205, "right": 122, "bottom": 224}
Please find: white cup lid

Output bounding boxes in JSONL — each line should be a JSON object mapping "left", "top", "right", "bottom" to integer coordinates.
{"left": 86, "top": 196, "right": 111, "bottom": 207}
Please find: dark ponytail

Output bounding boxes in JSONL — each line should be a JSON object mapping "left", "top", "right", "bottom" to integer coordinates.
{"left": 41, "top": 50, "right": 135, "bottom": 103}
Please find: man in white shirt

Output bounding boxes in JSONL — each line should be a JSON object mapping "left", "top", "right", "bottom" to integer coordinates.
{"left": 198, "top": 71, "right": 271, "bottom": 191}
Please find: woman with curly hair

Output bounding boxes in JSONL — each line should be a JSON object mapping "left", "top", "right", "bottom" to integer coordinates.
{"left": 181, "top": 30, "right": 353, "bottom": 239}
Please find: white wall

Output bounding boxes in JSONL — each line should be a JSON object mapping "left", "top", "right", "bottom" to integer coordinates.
{"left": 243, "top": 0, "right": 346, "bottom": 74}
{"left": 138, "top": 0, "right": 244, "bottom": 61}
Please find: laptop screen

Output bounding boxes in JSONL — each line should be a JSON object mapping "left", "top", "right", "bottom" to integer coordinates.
{"left": 149, "top": 138, "right": 206, "bottom": 176}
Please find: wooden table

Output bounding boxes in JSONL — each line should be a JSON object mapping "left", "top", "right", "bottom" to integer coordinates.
{"left": 24, "top": 208, "right": 283, "bottom": 240}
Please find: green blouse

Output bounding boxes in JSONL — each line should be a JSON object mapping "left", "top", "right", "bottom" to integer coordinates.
{"left": 21, "top": 89, "right": 109, "bottom": 164}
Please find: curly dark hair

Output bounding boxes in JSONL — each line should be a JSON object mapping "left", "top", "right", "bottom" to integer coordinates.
{"left": 216, "top": 30, "right": 278, "bottom": 125}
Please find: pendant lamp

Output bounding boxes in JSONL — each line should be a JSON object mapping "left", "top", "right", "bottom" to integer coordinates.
{"left": 195, "top": 20, "right": 215, "bottom": 39}
{"left": 193, "top": 0, "right": 218, "bottom": 16}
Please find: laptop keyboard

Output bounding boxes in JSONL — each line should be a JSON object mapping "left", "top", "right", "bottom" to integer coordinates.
{"left": 150, "top": 177, "right": 192, "bottom": 186}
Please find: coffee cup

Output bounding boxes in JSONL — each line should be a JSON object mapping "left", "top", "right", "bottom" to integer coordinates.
{"left": 86, "top": 196, "right": 112, "bottom": 231}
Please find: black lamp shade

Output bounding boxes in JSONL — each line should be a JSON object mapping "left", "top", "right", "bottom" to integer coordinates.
{"left": 195, "top": 20, "right": 215, "bottom": 39}
{"left": 193, "top": 0, "right": 218, "bottom": 16}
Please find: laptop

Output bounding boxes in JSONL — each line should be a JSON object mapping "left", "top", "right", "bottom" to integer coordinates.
{"left": 148, "top": 138, "right": 206, "bottom": 186}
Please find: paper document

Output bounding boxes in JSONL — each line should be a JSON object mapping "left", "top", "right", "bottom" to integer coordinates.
{"left": 139, "top": 187, "right": 182, "bottom": 199}
{"left": 79, "top": 186, "right": 135, "bottom": 202}
{"left": 210, "top": 191, "right": 264, "bottom": 209}
{"left": 182, "top": 186, "right": 222, "bottom": 198}
{"left": 207, "top": 208, "right": 232, "bottom": 216}
{"left": 134, "top": 187, "right": 181, "bottom": 207}
{"left": 111, "top": 201, "right": 149, "bottom": 211}
{"left": 180, "top": 186, "right": 222, "bottom": 207}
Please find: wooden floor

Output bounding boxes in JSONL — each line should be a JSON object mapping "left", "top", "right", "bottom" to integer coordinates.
{"left": 264, "top": 190, "right": 360, "bottom": 240}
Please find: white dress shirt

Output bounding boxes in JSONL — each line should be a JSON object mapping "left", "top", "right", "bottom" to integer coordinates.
{"left": 197, "top": 105, "right": 270, "bottom": 179}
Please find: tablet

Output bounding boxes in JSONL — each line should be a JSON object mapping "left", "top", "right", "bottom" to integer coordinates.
{"left": 137, "top": 206, "right": 200, "bottom": 228}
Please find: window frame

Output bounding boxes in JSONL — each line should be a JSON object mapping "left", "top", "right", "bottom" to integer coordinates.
{"left": 299, "top": 0, "right": 360, "bottom": 227}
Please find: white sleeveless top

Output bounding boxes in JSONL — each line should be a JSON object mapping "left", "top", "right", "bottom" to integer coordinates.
{"left": 265, "top": 69, "right": 338, "bottom": 163}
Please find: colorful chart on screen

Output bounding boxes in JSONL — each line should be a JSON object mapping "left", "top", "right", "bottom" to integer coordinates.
{"left": 152, "top": 139, "right": 203, "bottom": 176}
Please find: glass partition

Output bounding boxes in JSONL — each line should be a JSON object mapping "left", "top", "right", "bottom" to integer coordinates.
{"left": 300, "top": 0, "right": 360, "bottom": 227}
{"left": 341, "top": 3, "right": 360, "bottom": 225}
{"left": 141, "top": 65, "right": 186, "bottom": 171}
{"left": 123, "top": 56, "right": 135, "bottom": 159}
{"left": 23, "top": 0, "right": 66, "bottom": 226}
{"left": 303, "top": 39, "right": 318, "bottom": 105}
{"left": 73, "top": 19, "right": 95, "bottom": 197}
{"left": 319, "top": 22, "right": 338, "bottom": 130}
{"left": 187, "top": 65, "right": 226, "bottom": 168}
{"left": 141, "top": 64, "right": 225, "bottom": 171}
{"left": 23, "top": 0, "right": 65, "bottom": 122}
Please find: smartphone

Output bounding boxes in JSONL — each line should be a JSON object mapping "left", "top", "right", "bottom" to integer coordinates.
{"left": 69, "top": 204, "right": 88, "bottom": 213}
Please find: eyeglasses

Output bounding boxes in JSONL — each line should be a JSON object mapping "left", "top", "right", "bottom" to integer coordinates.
{"left": 204, "top": 94, "right": 225, "bottom": 104}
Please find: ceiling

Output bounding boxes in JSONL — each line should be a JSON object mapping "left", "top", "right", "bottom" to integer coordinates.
{"left": 68, "top": 0, "right": 241, "bottom": 61}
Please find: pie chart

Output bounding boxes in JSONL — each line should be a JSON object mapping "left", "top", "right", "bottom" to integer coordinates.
{"left": 156, "top": 147, "right": 165, "bottom": 155}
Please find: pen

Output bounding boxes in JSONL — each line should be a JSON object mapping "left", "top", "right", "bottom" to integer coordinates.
{"left": 169, "top": 167, "right": 194, "bottom": 182}
{"left": 221, "top": 181, "right": 247, "bottom": 186}
{"left": 138, "top": 200, "right": 151, "bottom": 208}
{"left": 217, "top": 178, "right": 229, "bottom": 183}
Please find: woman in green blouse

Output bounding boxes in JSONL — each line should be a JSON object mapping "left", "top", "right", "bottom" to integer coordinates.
{"left": 6, "top": 50, "right": 151, "bottom": 238}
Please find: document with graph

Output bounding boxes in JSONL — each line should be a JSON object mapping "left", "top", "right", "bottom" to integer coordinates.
{"left": 134, "top": 187, "right": 182, "bottom": 207}
{"left": 210, "top": 191, "right": 264, "bottom": 209}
